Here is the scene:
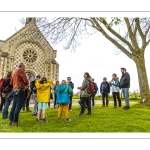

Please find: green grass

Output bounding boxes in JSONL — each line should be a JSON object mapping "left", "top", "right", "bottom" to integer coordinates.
{"left": 1, "top": 102, "right": 150, "bottom": 132}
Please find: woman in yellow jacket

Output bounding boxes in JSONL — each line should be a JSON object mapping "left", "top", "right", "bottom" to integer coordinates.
{"left": 35, "top": 77, "right": 53, "bottom": 123}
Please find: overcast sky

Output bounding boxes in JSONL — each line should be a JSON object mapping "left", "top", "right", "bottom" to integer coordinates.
{"left": 0, "top": 17, "right": 150, "bottom": 94}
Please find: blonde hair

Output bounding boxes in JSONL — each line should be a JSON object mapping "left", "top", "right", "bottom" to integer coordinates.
{"left": 61, "top": 80, "right": 67, "bottom": 84}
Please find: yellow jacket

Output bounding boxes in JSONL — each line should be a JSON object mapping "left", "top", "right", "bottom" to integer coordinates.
{"left": 35, "top": 79, "right": 53, "bottom": 102}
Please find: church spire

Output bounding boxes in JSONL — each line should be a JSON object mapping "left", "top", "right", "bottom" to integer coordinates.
{"left": 25, "top": 17, "right": 36, "bottom": 25}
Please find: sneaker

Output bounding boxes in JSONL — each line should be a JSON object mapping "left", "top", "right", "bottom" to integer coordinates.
{"left": 124, "top": 106, "right": 130, "bottom": 110}
{"left": 122, "top": 106, "right": 127, "bottom": 109}
{"left": 58, "top": 118, "right": 61, "bottom": 122}
{"left": 32, "top": 114, "right": 37, "bottom": 116}
{"left": 69, "top": 109, "right": 72, "bottom": 111}
{"left": 66, "top": 118, "right": 71, "bottom": 122}
{"left": 36, "top": 118, "right": 39, "bottom": 123}
{"left": 12, "top": 122, "right": 22, "bottom": 126}
{"left": 43, "top": 118, "right": 48, "bottom": 123}
{"left": 79, "top": 113, "right": 84, "bottom": 116}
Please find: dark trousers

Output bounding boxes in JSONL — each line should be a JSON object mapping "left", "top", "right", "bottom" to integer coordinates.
{"left": 80, "top": 97, "right": 91, "bottom": 114}
{"left": 22, "top": 96, "right": 30, "bottom": 109}
{"left": 2, "top": 99, "right": 11, "bottom": 118}
{"left": 0, "top": 94, "right": 6, "bottom": 111}
{"left": 90, "top": 94, "right": 95, "bottom": 106}
{"left": 102, "top": 93, "right": 109, "bottom": 106}
{"left": 112, "top": 92, "right": 121, "bottom": 107}
{"left": 54, "top": 94, "right": 57, "bottom": 108}
{"left": 69, "top": 96, "right": 73, "bottom": 110}
{"left": 9, "top": 90, "right": 25, "bottom": 123}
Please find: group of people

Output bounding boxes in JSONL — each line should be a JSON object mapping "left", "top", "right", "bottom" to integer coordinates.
{"left": 0, "top": 61, "right": 130, "bottom": 126}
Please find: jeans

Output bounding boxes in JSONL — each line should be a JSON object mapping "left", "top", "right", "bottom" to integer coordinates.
{"left": 122, "top": 88, "right": 130, "bottom": 107}
{"left": 9, "top": 90, "right": 25, "bottom": 123}
{"left": 112, "top": 92, "right": 121, "bottom": 107}
{"left": 2, "top": 99, "right": 12, "bottom": 118}
{"left": 32, "top": 94, "right": 38, "bottom": 115}
{"left": 80, "top": 97, "right": 91, "bottom": 114}
{"left": 102, "top": 93, "right": 109, "bottom": 106}
{"left": 78, "top": 99, "right": 82, "bottom": 106}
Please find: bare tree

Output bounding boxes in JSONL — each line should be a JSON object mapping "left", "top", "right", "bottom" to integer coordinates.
{"left": 20, "top": 17, "right": 150, "bottom": 103}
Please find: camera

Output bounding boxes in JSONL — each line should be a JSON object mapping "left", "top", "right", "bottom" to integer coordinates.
{"left": 14, "top": 86, "right": 22, "bottom": 96}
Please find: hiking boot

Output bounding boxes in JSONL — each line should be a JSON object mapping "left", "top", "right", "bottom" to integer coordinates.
{"left": 58, "top": 118, "right": 61, "bottom": 122}
{"left": 79, "top": 113, "right": 84, "bottom": 116}
{"left": 66, "top": 118, "right": 71, "bottom": 122}
{"left": 124, "top": 106, "right": 130, "bottom": 110}
{"left": 42, "top": 118, "right": 48, "bottom": 123}
{"left": 36, "top": 118, "right": 39, "bottom": 123}
{"left": 12, "top": 122, "right": 22, "bottom": 126}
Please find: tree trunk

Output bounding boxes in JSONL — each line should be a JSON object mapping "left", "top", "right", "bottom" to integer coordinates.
{"left": 134, "top": 56, "right": 150, "bottom": 103}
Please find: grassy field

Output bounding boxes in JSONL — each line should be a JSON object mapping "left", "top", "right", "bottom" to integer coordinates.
{"left": 1, "top": 102, "right": 150, "bottom": 132}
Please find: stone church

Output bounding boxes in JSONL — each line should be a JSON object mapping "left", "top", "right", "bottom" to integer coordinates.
{"left": 0, "top": 18, "right": 59, "bottom": 81}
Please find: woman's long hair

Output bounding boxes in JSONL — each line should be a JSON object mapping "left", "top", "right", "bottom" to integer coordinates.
{"left": 61, "top": 80, "right": 67, "bottom": 84}
{"left": 111, "top": 73, "right": 117, "bottom": 81}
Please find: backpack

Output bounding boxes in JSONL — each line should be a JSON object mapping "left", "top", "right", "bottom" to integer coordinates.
{"left": 87, "top": 82, "right": 95, "bottom": 94}
{"left": 30, "top": 80, "right": 36, "bottom": 93}
{"left": 0, "top": 78, "right": 5, "bottom": 92}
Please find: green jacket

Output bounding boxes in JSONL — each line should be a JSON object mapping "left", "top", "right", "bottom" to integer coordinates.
{"left": 80, "top": 78, "right": 91, "bottom": 97}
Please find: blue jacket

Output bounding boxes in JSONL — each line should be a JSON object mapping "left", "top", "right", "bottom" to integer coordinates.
{"left": 110, "top": 78, "right": 120, "bottom": 92}
{"left": 56, "top": 84, "right": 72, "bottom": 104}
{"left": 100, "top": 81, "right": 110, "bottom": 94}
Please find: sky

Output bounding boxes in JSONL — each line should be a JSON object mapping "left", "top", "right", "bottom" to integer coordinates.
{"left": 0, "top": 17, "right": 150, "bottom": 94}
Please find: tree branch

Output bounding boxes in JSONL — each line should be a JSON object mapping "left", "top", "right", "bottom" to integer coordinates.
{"left": 124, "top": 18, "right": 140, "bottom": 50}
{"left": 90, "top": 17, "right": 133, "bottom": 59}
{"left": 97, "top": 17, "right": 135, "bottom": 53}
{"left": 145, "top": 24, "right": 150, "bottom": 36}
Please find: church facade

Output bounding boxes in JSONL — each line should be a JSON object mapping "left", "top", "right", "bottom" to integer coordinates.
{"left": 0, "top": 18, "right": 59, "bottom": 81}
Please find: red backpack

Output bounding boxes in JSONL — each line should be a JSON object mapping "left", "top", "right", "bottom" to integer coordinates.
{"left": 87, "top": 82, "right": 95, "bottom": 94}
{"left": 0, "top": 78, "right": 5, "bottom": 92}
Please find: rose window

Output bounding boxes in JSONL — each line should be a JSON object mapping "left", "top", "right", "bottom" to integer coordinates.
{"left": 23, "top": 49, "right": 37, "bottom": 63}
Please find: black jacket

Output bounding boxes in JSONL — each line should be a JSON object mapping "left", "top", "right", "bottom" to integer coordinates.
{"left": 119, "top": 72, "right": 130, "bottom": 88}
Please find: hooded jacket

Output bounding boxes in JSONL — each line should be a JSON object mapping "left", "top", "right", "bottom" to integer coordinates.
{"left": 80, "top": 78, "right": 91, "bottom": 97}
{"left": 110, "top": 77, "right": 120, "bottom": 92}
{"left": 120, "top": 72, "right": 130, "bottom": 88}
{"left": 56, "top": 84, "right": 72, "bottom": 104}
{"left": 35, "top": 79, "right": 53, "bottom": 102}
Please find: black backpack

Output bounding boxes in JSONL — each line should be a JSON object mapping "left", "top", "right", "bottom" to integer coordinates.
{"left": 30, "top": 80, "right": 36, "bottom": 93}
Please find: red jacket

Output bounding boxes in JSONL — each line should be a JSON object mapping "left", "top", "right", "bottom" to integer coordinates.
{"left": 10, "top": 69, "right": 29, "bottom": 90}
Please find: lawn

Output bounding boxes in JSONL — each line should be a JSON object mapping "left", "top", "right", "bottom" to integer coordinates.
{"left": 1, "top": 102, "right": 150, "bottom": 132}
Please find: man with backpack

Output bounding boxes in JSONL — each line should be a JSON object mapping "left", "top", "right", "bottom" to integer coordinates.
{"left": 30, "top": 75, "right": 41, "bottom": 116}
{"left": 90, "top": 78, "right": 98, "bottom": 109}
{"left": 77, "top": 72, "right": 92, "bottom": 116}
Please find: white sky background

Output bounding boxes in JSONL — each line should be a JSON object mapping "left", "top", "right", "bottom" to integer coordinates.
{"left": 0, "top": 17, "right": 150, "bottom": 94}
